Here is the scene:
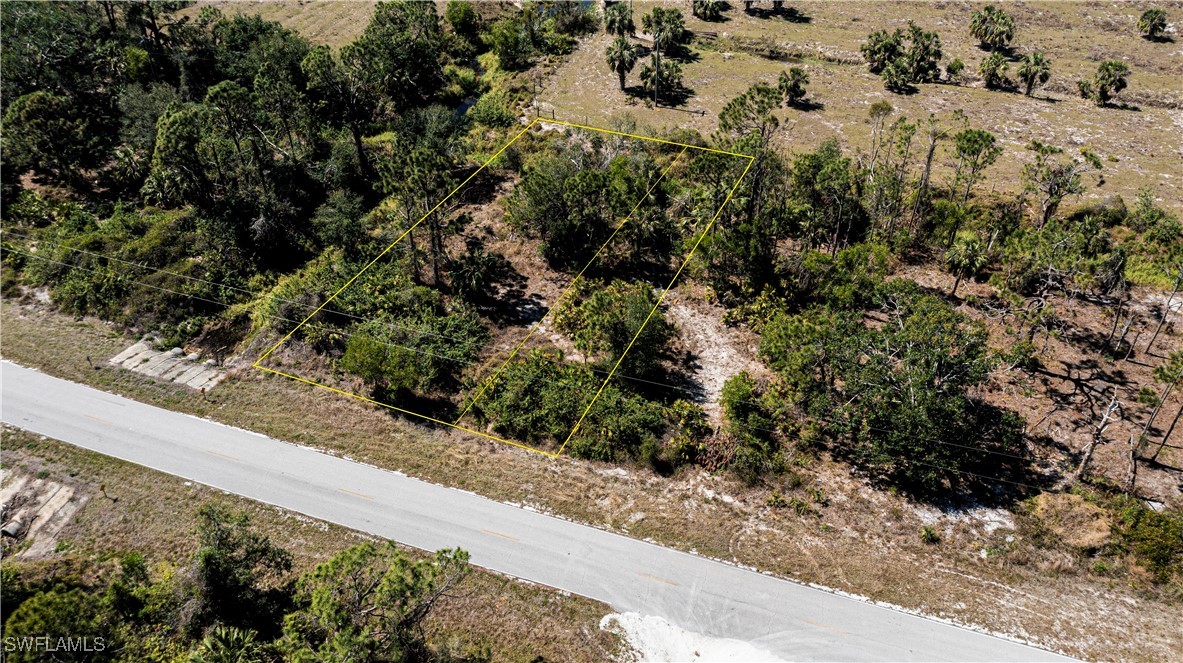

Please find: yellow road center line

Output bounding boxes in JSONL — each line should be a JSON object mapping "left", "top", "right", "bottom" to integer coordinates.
{"left": 205, "top": 449, "right": 240, "bottom": 462}
{"left": 337, "top": 487, "right": 374, "bottom": 501}
{"left": 636, "top": 571, "right": 679, "bottom": 587}
{"left": 83, "top": 413, "right": 113, "bottom": 426}
{"left": 480, "top": 528, "right": 520, "bottom": 542}
{"left": 803, "top": 619, "right": 850, "bottom": 635}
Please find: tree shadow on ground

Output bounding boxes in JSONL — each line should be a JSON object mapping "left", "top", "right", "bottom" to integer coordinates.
{"left": 744, "top": 4, "right": 812, "bottom": 23}
{"left": 479, "top": 259, "right": 546, "bottom": 327}
{"left": 373, "top": 387, "right": 459, "bottom": 425}
{"left": 788, "top": 98, "right": 825, "bottom": 112}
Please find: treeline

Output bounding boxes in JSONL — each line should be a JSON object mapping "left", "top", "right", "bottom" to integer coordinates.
{"left": 0, "top": 0, "right": 588, "bottom": 344}
{"left": 1, "top": 504, "right": 475, "bottom": 662}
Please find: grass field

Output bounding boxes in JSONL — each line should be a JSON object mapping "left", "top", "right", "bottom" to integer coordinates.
{"left": 1, "top": 427, "right": 621, "bottom": 662}
{"left": 187, "top": 0, "right": 376, "bottom": 49}
{"left": 3, "top": 301, "right": 1180, "bottom": 661}
{"left": 189, "top": 0, "right": 1183, "bottom": 218}
{"left": 538, "top": 0, "right": 1183, "bottom": 217}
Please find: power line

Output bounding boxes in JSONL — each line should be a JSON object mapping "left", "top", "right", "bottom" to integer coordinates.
{"left": 5, "top": 246, "right": 481, "bottom": 369}
{"left": 10, "top": 235, "right": 1172, "bottom": 463}
{"left": 1, "top": 229, "right": 486, "bottom": 351}
{"left": 9, "top": 245, "right": 1085, "bottom": 489}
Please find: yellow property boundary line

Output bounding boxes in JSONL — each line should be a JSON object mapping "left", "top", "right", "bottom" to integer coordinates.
{"left": 253, "top": 117, "right": 753, "bottom": 459}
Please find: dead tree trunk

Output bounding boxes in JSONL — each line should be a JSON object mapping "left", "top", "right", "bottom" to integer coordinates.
{"left": 1150, "top": 402, "right": 1182, "bottom": 462}
{"left": 1146, "top": 267, "right": 1182, "bottom": 354}
{"left": 1124, "top": 433, "right": 1138, "bottom": 494}
{"left": 1140, "top": 381, "right": 1175, "bottom": 451}
{"left": 1075, "top": 388, "right": 1120, "bottom": 483}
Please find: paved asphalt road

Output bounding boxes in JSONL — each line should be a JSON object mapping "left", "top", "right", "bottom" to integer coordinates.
{"left": 1, "top": 362, "right": 1071, "bottom": 661}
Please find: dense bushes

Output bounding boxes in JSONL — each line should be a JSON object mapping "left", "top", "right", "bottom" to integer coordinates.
{"left": 553, "top": 279, "right": 673, "bottom": 378}
{"left": 760, "top": 283, "right": 1026, "bottom": 495}
{"left": 472, "top": 350, "right": 665, "bottom": 461}
{"left": 506, "top": 149, "right": 674, "bottom": 271}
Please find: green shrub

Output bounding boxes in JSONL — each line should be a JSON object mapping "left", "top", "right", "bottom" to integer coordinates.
{"left": 468, "top": 91, "right": 517, "bottom": 128}
{"left": 474, "top": 350, "right": 665, "bottom": 460}
{"left": 553, "top": 279, "right": 673, "bottom": 378}
{"left": 1118, "top": 502, "right": 1183, "bottom": 583}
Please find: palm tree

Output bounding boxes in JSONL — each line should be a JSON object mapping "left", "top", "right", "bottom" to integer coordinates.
{"left": 640, "top": 53, "right": 681, "bottom": 103}
{"left": 970, "top": 5, "right": 1015, "bottom": 51}
{"left": 692, "top": 0, "right": 726, "bottom": 21}
{"left": 604, "top": 3, "right": 635, "bottom": 37}
{"left": 190, "top": 626, "right": 264, "bottom": 663}
{"left": 605, "top": 35, "right": 638, "bottom": 91}
{"left": 778, "top": 67, "right": 809, "bottom": 105}
{"left": 945, "top": 236, "right": 988, "bottom": 296}
{"left": 1137, "top": 8, "right": 1168, "bottom": 40}
{"left": 642, "top": 7, "right": 684, "bottom": 55}
{"left": 1017, "top": 51, "right": 1052, "bottom": 96}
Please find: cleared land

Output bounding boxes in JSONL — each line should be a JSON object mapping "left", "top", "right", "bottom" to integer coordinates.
{"left": 186, "top": 0, "right": 1183, "bottom": 219}
{"left": 539, "top": 0, "right": 1183, "bottom": 219}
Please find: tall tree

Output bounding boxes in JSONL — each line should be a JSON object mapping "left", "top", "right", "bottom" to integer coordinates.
{"left": 718, "top": 82, "right": 782, "bottom": 149}
{"left": 348, "top": 1, "right": 444, "bottom": 111}
{"left": 605, "top": 35, "right": 639, "bottom": 91}
{"left": 283, "top": 543, "right": 470, "bottom": 661}
{"left": 1021, "top": 140, "right": 1102, "bottom": 226}
{"left": 641, "top": 7, "right": 684, "bottom": 54}
{"left": 302, "top": 45, "right": 378, "bottom": 176}
{"left": 952, "top": 128, "right": 1002, "bottom": 204}
{"left": 604, "top": 2, "right": 636, "bottom": 37}
{"left": 639, "top": 52, "right": 683, "bottom": 104}
{"left": 186, "top": 504, "right": 292, "bottom": 636}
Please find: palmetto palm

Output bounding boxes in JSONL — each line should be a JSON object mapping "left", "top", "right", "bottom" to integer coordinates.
{"left": 1017, "top": 51, "right": 1052, "bottom": 96}
{"left": 945, "top": 236, "right": 988, "bottom": 296}
{"left": 969, "top": 5, "right": 1015, "bottom": 51}
{"left": 605, "top": 35, "right": 638, "bottom": 91}
{"left": 604, "top": 3, "right": 635, "bottom": 37}
{"left": 642, "top": 7, "right": 683, "bottom": 54}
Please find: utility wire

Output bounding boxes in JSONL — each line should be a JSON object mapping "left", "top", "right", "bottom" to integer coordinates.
{"left": 8, "top": 237, "right": 1177, "bottom": 460}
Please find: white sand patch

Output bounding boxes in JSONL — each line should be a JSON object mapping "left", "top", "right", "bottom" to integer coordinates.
{"left": 602, "top": 613, "right": 785, "bottom": 662}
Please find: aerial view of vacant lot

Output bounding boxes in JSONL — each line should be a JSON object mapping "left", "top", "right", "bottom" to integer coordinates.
{"left": 2, "top": 1, "right": 1180, "bottom": 661}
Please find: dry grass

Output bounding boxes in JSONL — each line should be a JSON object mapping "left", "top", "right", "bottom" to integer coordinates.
{"left": 539, "top": 0, "right": 1183, "bottom": 217}
{"left": 3, "top": 301, "right": 1181, "bottom": 660}
{"left": 185, "top": 0, "right": 377, "bottom": 49}
{"left": 0, "top": 427, "right": 620, "bottom": 663}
